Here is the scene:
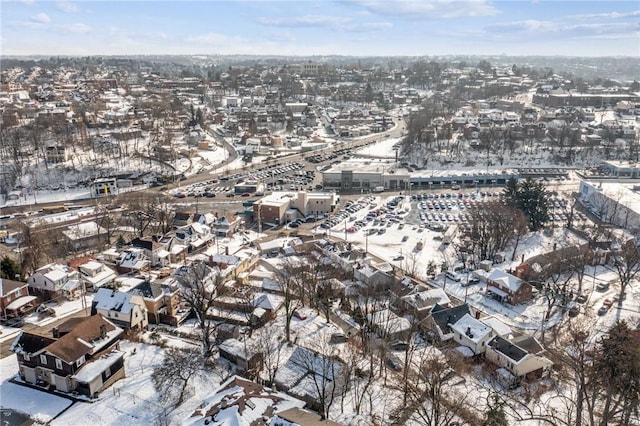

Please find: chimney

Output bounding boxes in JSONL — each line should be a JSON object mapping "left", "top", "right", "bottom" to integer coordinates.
{"left": 52, "top": 327, "right": 60, "bottom": 338}
{"left": 475, "top": 310, "right": 481, "bottom": 319}
{"left": 99, "top": 325, "right": 106, "bottom": 338}
{"left": 553, "top": 243, "right": 557, "bottom": 251}
{"left": 225, "top": 246, "right": 229, "bottom": 256}
{"left": 521, "top": 254, "right": 524, "bottom": 264}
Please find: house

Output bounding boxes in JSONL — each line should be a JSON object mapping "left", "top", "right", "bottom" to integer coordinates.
{"left": 62, "top": 221, "right": 108, "bottom": 252}
{"left": 1, "top": 278, "right": 34, "bottom": 318}
{"left": 274, "top": 345, "right": 346, "bottom": 412}
{"left": 515, "top": 244, "right": 591, "bottom": 281}
{"left": 184, "top": 375, "right": 306, "bottom": 426}
{"left": 211, "top": 213, "right": 242, "bottom": 237}
{"left": 76, "top": 260, "right": 117, "bottom": 291}
{"left": 27, "top": 263, "right": 79, "bottom": 300}
{"left": 485, "top": 335, "right": 553, "bottom": 383}
{"left": 252, "top": 292, "right": 283, "bottom": 323}
{"left": 116, "top": 248, "right": 150, "bottom": 274}
{"left": 399, "top": 287, "right": 451, "bottom": 320}
{"left": 128, "top": 279, "right": 188, "bottom": 326}
{"left": 129, "top": 236, "right": 172, "bottom": 267}
{"left": 173, "top": 211, "right": 194, "bottom": 228}
{"left": 10, "top": 314, "right": 125, "bottom": 398}
{"left": 448, "top": 313, "right": 494, "bottom": 355}
{"left": 173, "top": 222, "right": 213, "bottom": 252}
{"left": 486, "top": 269, "right": 533, "bottom": 305}
{"left": 423, "top": 303, "right": 472, "bottom": 342}
{"left": 218, "top": 338, "right": 263, "bottom": 373}
{"left": 91, "top": 288, "right": 148, "bottom": 330}
{"left": 367, "top": 308, "right": 411, "bottom": 341}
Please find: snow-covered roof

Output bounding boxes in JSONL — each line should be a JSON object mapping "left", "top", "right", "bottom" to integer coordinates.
{"left": 449, "top": 313, "right": 493, "bottom": 344}
{"left": 72, "top": 350, "right": 124, "bottom": 383}
{"left": 487, "top": 269, "right": 524, "bottom": 292}
{"left": 185, "top": 375, "right": 304, "bottom": 426}
{"left": 481, "top": 316, "right": 512, "bottom": 337}
{"left": 93, "top": 288, "right": 140, "bottom": 314}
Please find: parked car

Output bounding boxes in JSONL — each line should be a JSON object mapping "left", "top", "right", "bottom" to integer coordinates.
{"left": 595, "top": 282, "right": 610, "bottom": 292}
{"left": 598, "top": 305, "right": 609, "bottom": 316}
{"left": 575, "top": 294, "right": 588, "bottom": 304}
{"left": 386, "top": 355, "right": 403, "bottom": 371}
{"left": 329, "top": 333, "right": 348, "bottom": 344}
{"left": 445, "top": 272, "right": 461, "bottom": 282}
{"left": 462, "top": 277, "right": 480, "bottom": 287}
{"left": 293, "top": 310, "right": 307, "bottom": 320}
{"left": 0, "top": 316, "right": 24, "bottom": 328}
{"left": 568, "top": 306, "right": 580, "bottom": 317}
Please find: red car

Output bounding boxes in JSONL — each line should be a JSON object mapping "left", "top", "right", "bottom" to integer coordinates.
{"left": 293, "top": 310, "right": 307, "bottom": 320}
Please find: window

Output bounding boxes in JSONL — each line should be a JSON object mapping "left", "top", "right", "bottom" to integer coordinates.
{"left": 104, "top": 367, "right": 111, "bottom": 378}
{"left": 23, "top": 354, "right": 30, "bottom": 362}
{"left": 55, "top": 359, "right": 63, "bottom": 370}
{"left": 40, "top": 354, "right": 47, "bottom": 365}
{"left": 76, "top": 356, "right": 85, "bottom": 367}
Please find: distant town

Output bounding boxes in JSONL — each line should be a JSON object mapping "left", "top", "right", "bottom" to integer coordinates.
{"left": 0, "top": 55, "right": 639, "bottom": 426}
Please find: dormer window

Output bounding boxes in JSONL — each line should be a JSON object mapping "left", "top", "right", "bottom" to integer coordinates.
{"left": 40, "top": 354, "right": 47, "bottom": 365}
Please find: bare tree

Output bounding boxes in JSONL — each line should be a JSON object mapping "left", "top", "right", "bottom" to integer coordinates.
{"left": 175, "top": 262, "right": 223, "bottom": 356}
{"left": 611, "top": 235, "right": 640, "bottom": 307}
{"left": 274, "top": 258, "right": 305, "bottom": 343}
{"left": 151, "top": 346, "right": 205, "bottom": 407}
{"left": 293, "top": 338, "right": 346, "bottom": 420}
{"left": 393, "top": 348, "right": 474, "bottom": 426}
{"left": 253, "top": 325, "right": 284, "bottom": 386}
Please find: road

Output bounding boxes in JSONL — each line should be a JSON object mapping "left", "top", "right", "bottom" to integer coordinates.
{"left": 162, "top": 118, "right": 406, "bottom": 192}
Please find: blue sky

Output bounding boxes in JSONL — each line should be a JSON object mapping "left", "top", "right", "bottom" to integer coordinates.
{"left": 1, "top": 0, "right": 639, "bottom": 56}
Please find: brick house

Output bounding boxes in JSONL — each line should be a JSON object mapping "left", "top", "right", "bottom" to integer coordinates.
{"left": 1, "top": 278, "right": 33, "bottom": 318}
{"left": 486, "top": 269, "right": 532, "bottom": 305}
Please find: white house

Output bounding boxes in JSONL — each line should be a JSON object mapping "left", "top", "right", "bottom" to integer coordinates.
{"left": 449, "top": 313, "right": 494, "bottom": 355}
{"left": 91, "top": 288, "right": 148, "bottom": 330}
{"left": 27, "top": 263, "right": 79, "bottom": 299}
{"left": 77, "top": 260, "right": 117, "bottom": 291}
{"left": 485, "top": 335, "right": 553, "bottom": 383}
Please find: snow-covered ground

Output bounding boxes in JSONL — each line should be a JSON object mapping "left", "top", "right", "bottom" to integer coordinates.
{"left": 0, "top": 355, "right": 73, "bottom": 422}
{"left": 354, "top": 137, "right": 402, "bottom": 158}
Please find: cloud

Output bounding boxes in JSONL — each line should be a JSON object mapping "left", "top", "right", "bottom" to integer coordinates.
{"left": 346, "top": 0, "right": 500, "bottom": 19}
{"left": 257, "top": 15, "right": 351, "bottom": 28}
{"left": 56, "top": 1, "right": 79, "bottom": 13}
{"left": 16, "top": 0, "right": 35, "bottom": 6}
{"left": 256, "top": 14, "right": 392, "bottom": 32}
{"left": 485, "top": 19, "right": 639, "bottom": 39}
{"left": 30, "top": 12, "right": 51, "bottom": 24}
{"left": 56, "top": 23, "right": 91, "bottom": 33}
{"left": 569, "top": 10, "right": 640, "bottom": 20}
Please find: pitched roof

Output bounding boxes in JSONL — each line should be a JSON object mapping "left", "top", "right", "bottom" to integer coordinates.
{"left": 487, "top": 269, "right": 524, "bottom": 292}
{"left": 429, "top": 304, "right": 472, "bottom": 336}
{"left": 10, "top": 332, "right": 56, "bottom": 356}
{"left": 186, "top": 375, "right": 305, "bottom": 425}
{"left": 0, "top": 278, "right": 27, "bottom": 295}
{"left": 46, "top": 315, "right": 122, "bottom": 363}
{"left": 93, "top": 288, "right": 141, "bottom": 314}
{"left": 489, "top": 336, "right": 528, "bottom": 362}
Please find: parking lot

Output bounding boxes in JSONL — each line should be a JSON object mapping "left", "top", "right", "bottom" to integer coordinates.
{"left": 318, "top": 190, "right": 590, "bottom": 240}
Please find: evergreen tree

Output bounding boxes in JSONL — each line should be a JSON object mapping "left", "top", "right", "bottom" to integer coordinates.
{"left": 0, "top": 256, "right": 22, "bottom": 280}
{"left": 594, "top": 320, "right": 640, "bottom": 425}
{"left": 503, "top": 177, "right": 550, "bottom": 231}
{"left": 483, "top": 394, "right": 508, "bottom": 426}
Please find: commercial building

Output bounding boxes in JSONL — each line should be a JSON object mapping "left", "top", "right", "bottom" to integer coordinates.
{"left": 253, "top": 191, "right": 337, "bottom": 226}
{"left": 580, "top": 180, "right": 640, "bottom": 229}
